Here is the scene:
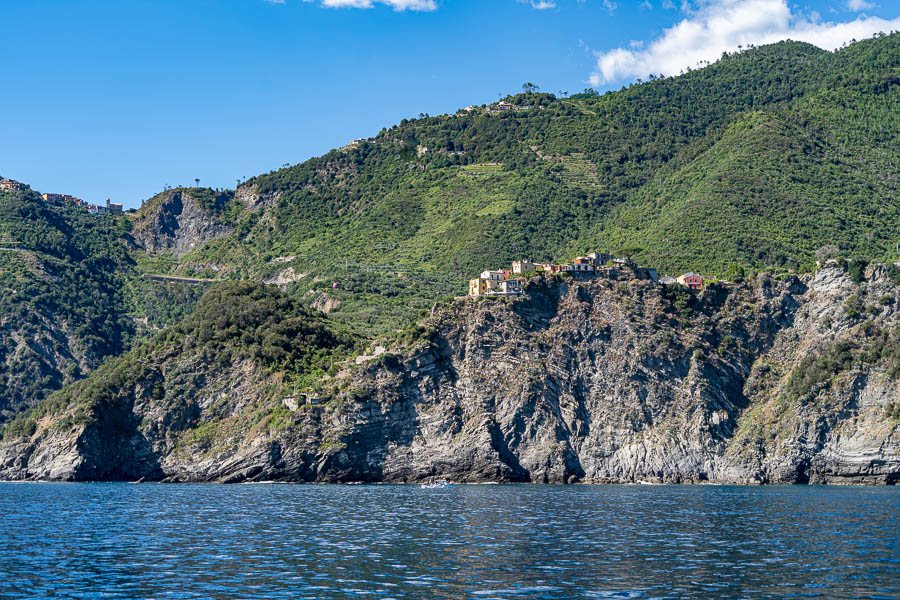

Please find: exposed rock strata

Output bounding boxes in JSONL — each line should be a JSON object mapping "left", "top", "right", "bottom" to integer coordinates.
{"left": 2, "top": 265, "right": 898, "bottom": 484}
{"left": 131, "top": 190, "right": 232, "bottom": 257}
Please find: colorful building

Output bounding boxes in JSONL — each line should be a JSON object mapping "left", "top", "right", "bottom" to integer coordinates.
{"left": 480, "top": 269, "right": 505, "bottom": 282}
{"left": 469, "top": 277, "right": 521, "bottom": 297}
{"left": 677, "top": 273, "right": 703, "bottom": 290}
{"left": 0, "top": 179, "right": 25, "bottom": 192}
{"left": 469, "top": 251, "right": 673, "bottom": 297}
{"left": 42, "top": 193, "right": 66, "bottom": 204}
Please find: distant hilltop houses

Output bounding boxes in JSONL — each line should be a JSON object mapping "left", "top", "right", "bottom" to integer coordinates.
{"left": 469, "top": 252, "right": 711, "bottom": 297}
{"left": 43, "top": 192, "right": 122, "bottom": 215}
{"left": 459, "top": 101, "right": 538, "bottom": 116}
{"left": 0, "top": 178, "right": 27, "bottom": 192}
{"left": 1, "top": 177, "right": 122, "bottom": 215}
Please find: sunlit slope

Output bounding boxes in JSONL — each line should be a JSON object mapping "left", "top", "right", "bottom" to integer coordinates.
{"left": 139, "top": 35, "right": 898, "bottom": 333}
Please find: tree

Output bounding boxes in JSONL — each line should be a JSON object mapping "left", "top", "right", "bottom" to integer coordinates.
{"left": 522, "top": 82, "right": 539, "bottom": 93}
{"left": 194, "top": 178, "right": 200, "bottom": 188}
{"left": 725, "top": 264, "right": 746, "bottom": 282}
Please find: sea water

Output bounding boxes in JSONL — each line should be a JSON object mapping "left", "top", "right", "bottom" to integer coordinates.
{"left": 0, "top": 483, "right": 897, "bottom": 599}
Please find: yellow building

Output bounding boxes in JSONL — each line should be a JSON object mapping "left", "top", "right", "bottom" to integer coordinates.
{"left": 469, "top": 278, "right": 490, "bottom": 296}
{"left": 469, "top": 277, "right": 521, "bottom": 297}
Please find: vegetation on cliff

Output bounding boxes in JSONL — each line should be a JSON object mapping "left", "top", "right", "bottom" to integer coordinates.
{"left": 1, "top": 282, "right": 357, "bottom": 444}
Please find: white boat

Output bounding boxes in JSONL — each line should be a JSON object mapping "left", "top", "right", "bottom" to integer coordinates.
{"left": 420, "top": 480, "right": 452, "bottom": 489}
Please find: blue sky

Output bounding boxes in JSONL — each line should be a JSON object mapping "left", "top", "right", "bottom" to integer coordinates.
{"left": 1, "top": 0, "right": 898, "bottom": 208}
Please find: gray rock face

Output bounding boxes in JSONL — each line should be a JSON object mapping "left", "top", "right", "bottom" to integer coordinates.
{"left": 2, "top": 265, "right": 898, "bottom": 484}
{"left": 132, "top": 190, "right": 232, "bottom": 257}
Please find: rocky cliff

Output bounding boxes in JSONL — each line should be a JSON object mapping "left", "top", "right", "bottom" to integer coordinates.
{"left": 2, "top": 264, "right": 898, "bottom": 484}
{"left": 131, "top": 189, "right": 236, "bottom": 257}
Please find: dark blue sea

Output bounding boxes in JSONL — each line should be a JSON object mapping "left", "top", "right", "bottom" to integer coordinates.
{"left": 0, "top": 483, "right": 897, "bottom": 599}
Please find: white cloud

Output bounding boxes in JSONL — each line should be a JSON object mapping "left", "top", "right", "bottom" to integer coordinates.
{"left": 847, "top": 0, "right": 876, "bottom": 11}
{"left": 589, "top": 0, "right": 900, "bottom": 85}
{"left": 517, "top": 0, "right": 556, "bottom": 10}
{"left": 303, "top": 0, "right": 437, "bottom": 10}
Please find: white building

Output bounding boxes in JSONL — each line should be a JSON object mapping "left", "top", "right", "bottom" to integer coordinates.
{"left": 480, "top": 270, "right": 505, "bottom": 281}
{"left": 512, "top": 261, "right": 536, "bottom": 274}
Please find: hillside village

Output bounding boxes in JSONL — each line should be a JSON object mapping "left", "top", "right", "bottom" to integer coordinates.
{"left": 469, "top": 252, "right": 707, "bottom": 296}
{"left": 0, "top": 177, "right": 123, "bottom": 215}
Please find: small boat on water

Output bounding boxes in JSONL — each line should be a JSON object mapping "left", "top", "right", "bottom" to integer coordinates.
{"left": 421, "top": 479, "right": 452, "bottom": 489}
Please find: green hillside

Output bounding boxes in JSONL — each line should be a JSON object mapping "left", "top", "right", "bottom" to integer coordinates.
{"left": 0, "top": 188, "right": 135, "bottom": 417}
{"left": 598, "top": 35, "right": 900, "bottom": 272}
{"left": 136, "top": 34, "right": 898, "bottom": 335}
{"left": 0, "top": 189, "right": 209, "bottom": 420}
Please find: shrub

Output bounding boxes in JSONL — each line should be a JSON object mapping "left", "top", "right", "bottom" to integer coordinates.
{"left": 847, "top": 258, "right": 868, "bottom": 285}
{"left": 845, "top": 295, "right": 863, "bottom": 319}
{"left": 2, "top": 414, "right": 37, "bottom": 440}
{"left": 888, "top": 264, "right": 900, "bottom": 285}
{"left": 884, "top": 403, "right": 900, "bottom": 420}
{"left": 786, "top": 339, "right": 858, "bottom": 400}
{"left": 724, "top": 264, "right": 746, "bottom": 282}
{"left": 662, "top": 284, "right": 694, "bottom": 320}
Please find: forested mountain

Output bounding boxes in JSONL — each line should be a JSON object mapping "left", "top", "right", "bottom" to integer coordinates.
{"left": 134, "top": 34, "right": 899, "bottom": 335}
{"left": 0, "top": 33, "right": 898, "bottom": 436}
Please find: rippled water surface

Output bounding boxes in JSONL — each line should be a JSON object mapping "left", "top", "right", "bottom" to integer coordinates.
{"left": 1, "top": 483, "right": 898, "bottom": 599}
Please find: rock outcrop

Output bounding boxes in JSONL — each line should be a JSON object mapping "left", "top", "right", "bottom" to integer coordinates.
{"left": 2, "top": 265, "right": 898, "bottom": 484}
{"left": 131, "top": 189, "right": 234, "bottom": 257}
